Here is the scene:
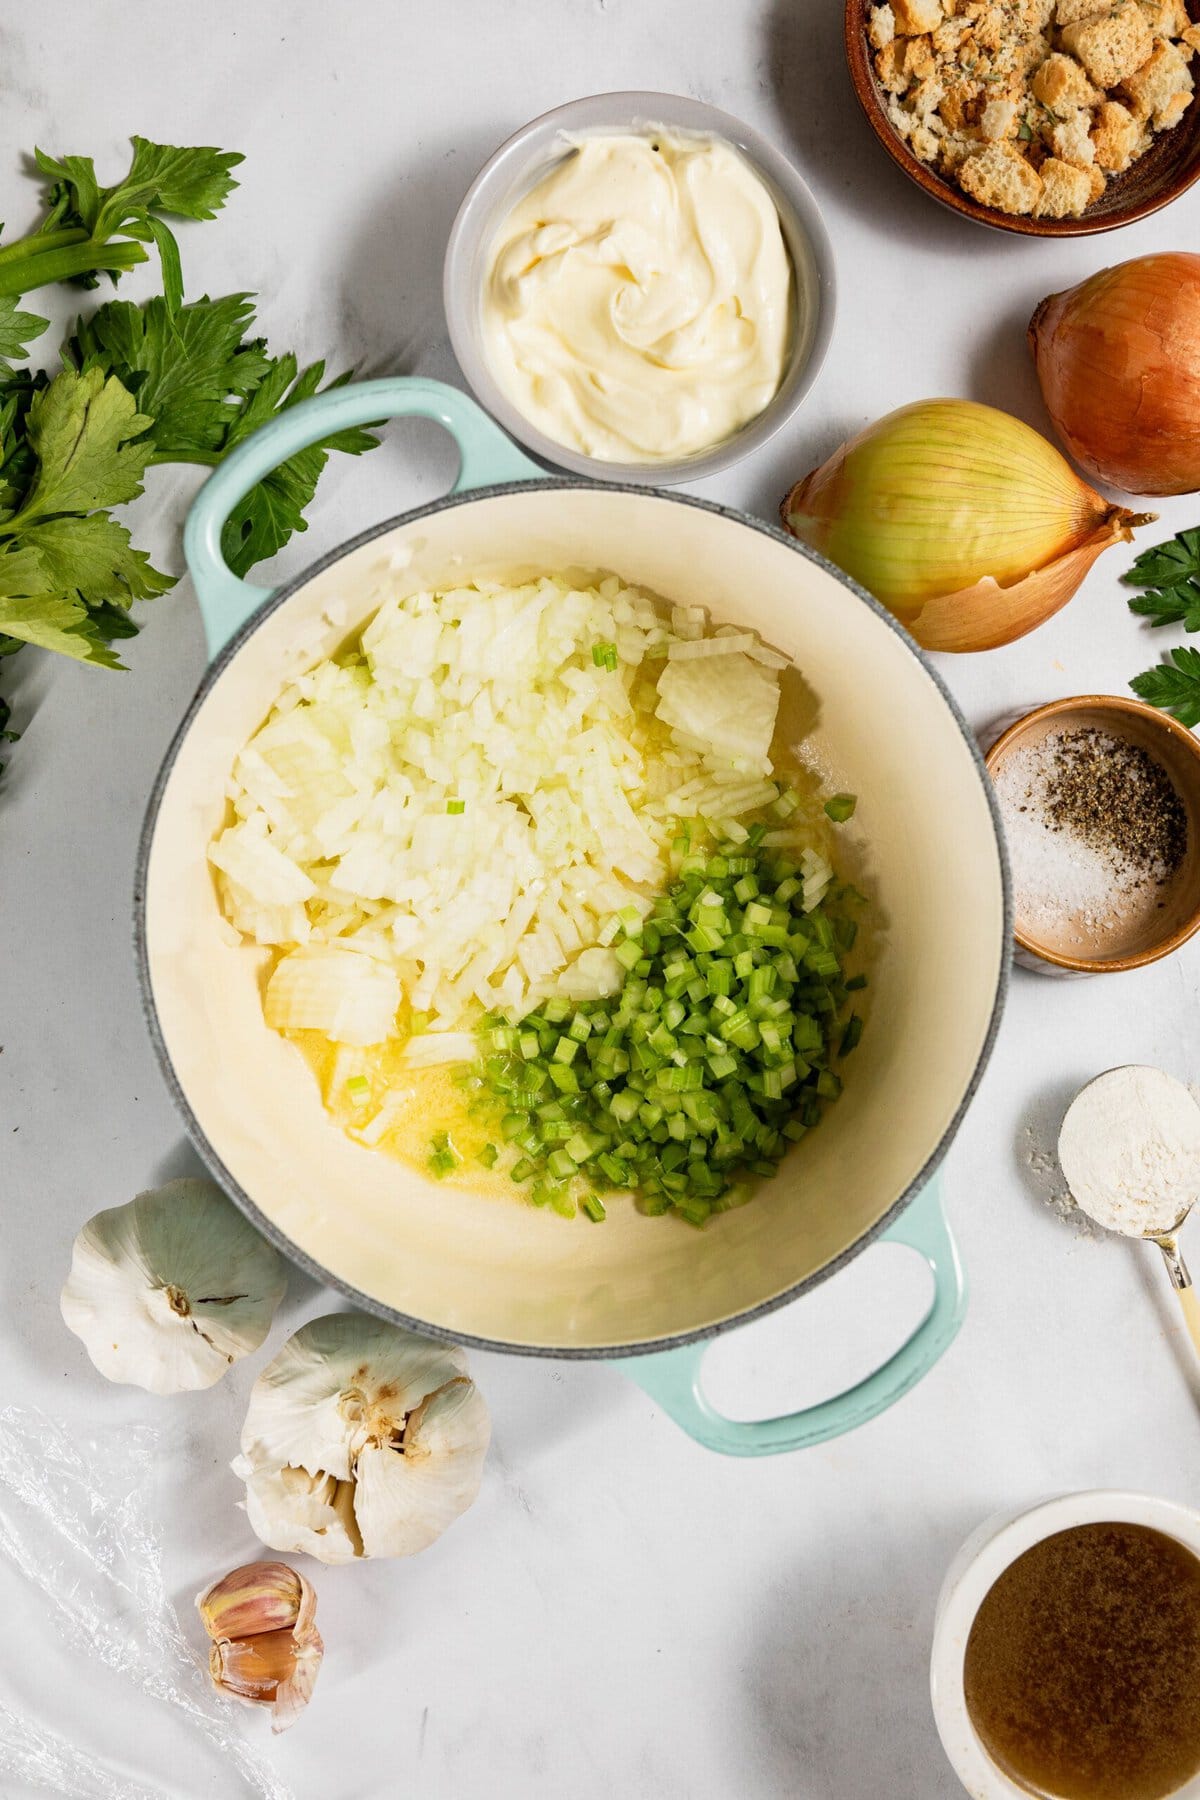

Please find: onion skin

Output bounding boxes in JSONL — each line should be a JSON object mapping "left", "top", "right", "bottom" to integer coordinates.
{"left": 891, "top": 527, "right": 1135, "bottom": 653}
{"left": 1030, "top": 254, "right": 1200, "bottom": 498}
{"left": 781, "top": 399, "right": 1149, "bottom": 651}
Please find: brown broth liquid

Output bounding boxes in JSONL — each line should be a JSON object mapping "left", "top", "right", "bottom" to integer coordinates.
{"left": 963, "top": 1523, "right": 1200, "bottom": 1800}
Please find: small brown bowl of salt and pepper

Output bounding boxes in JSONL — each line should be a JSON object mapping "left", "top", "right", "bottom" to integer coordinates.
{"left": 985, "top": 695, "right": 1200, "bottom": 974}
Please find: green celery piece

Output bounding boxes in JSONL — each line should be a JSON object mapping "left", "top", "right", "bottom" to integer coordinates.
{"left": 12, "top": 367, "right": 154, "bottom": 522}
{"left": 0, "top": 370, "right": 45, "bottom": 513}
{"left": 7, "top": 141, "right": 239, "bottom": 300}
{"left": 219, "top": 357, "right": 379, "bottom": 577}
{"left": 68, "top": 295, "right": 272, "bottom": 457}
{"left": 1131, "top": 647, "right": 1200, "bottom": 729}
{"left": 0, "top": 541, "right": 50, "bottom": 595}
{"left": 69, "top": 300, "right": 378, "bottom": 577}
{"left": 0, "top": 591, "right": 124, "bottom": 666}
{"left": 824, "top": 793, "right": 857, "bottom": 823}
{"left": 99, "top": 138, "right": 243, "bottom": 228}
{"left": 0, "top": 295, "right": 48, "bottom": 372}
{"left": 145, "top": 217, "right": 184, "bottom": 315}
{"left": 35, "top": 139, "right": 243, "bottom": 239}
{"left": 32, "top": 149, "right": 102, "bottom": 230}
{"left": 12, "top": 514, "right": 173, "bottom": 609}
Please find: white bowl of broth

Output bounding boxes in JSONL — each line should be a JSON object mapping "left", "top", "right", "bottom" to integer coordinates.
{"left": 931, "top": 1491, "right": 1200, "bottom": 1800}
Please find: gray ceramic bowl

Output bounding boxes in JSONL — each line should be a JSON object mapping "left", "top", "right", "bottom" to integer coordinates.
{"left": 443, "top": 91, "right": 836, "bottom": 485}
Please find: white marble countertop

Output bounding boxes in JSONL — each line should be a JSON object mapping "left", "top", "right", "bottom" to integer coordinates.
{"left": 4, "top": 3, "right": 1200, "bottom": 1796}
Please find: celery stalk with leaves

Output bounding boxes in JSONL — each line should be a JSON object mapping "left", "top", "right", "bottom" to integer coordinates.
{"left": 0, "top": 137, "right": 378, "bottom": 755}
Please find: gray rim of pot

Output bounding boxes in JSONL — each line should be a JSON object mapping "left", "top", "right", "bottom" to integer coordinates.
{"left": 134, "top": 480, "right": 1013, "bottom": 1360}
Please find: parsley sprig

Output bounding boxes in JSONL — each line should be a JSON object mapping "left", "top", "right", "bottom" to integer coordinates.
{"left": 1127, "top": 528, "right": 1200, "bottom": 726}
{"left": 0, "top": 137, "right": 378, "bottom": 757}
{"left": 1131, "top": 647, "right": 1200, "bottom": 729}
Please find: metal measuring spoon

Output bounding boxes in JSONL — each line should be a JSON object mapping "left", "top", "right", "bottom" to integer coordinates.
{"left": 1058, "top": 1066, "right": 1200, "bottom": 1363}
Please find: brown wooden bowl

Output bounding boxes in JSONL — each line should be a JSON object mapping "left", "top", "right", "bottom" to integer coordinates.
{"left": 985, "top": 695, "right": 1200, "bottom": 972}
{"left": 845, "top": 0, "right": 1200, "bottom": 235}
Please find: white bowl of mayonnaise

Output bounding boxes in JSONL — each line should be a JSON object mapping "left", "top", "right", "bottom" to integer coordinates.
{"left": 443, "top": 92, "right": 836, "bottom": 484}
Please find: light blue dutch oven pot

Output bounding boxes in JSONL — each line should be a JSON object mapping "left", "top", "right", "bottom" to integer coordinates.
{"left": 136, "top": 378, "right": 1010, "bottom": 1456}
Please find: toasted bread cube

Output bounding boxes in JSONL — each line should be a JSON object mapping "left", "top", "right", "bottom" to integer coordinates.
{"left": 975, "top": 6, "right": 1006, "bottom": 49}
{"left": 1124, "top": 36, "right": 1194, "bottom": 123}
{"left": 940, "top": 128, "right": 981, "bottom": 172}
{"left": 903, "top": 32, "right": 938, "bottom": 76}
{"left": 875, "top": 38, "right": 911, "bottom": 91}
{"left": 981, "top": 97, "right": 1019, "bottom": 137}
{"left": 1050, "top": 109, "right": 1098, "bottom": 163}
{"left": 1155, "top": 85, "right": 1194, "bottom": 125}
{"left": 932, "top": 15, "right": 969, "bottom": 50}
{"left": 939, "top": 76, "right": 983, "bottom": 128}
{"left": 1055, "top": 0, "right": 1104, "bottom": 24}
{"left": 911, "top": 121, "right": 943, "bottom": 158}
{"left": 981, "top": 97, "right": 1019, "bottom": 138}
{"left": 869, "top": 3, "right": 897, "bottom": 47}
{"left": 1020, "top": 0, "right": 1057, "bottom": 25}
{"left": 1085, "top": 162, "right": 1109, "bottom": 201}
{"left": 1091, "top": 97, "right": 1142, "bottom": 166}
{"left": 1032, "top": 51, "right": 1100, "bottom": 107}
{"left": 1035, "top": 155, "right": 1094, "bottom": 215}
{"left": 1138, "top": 0, "right": 1189, "bottom": 35}
{"left": 892, "top": 0, "right": 944, "bottom": 31}
{"left": 1184, "top": 23, "right": 1200, "bottom": 54}
{"left": 959, "top": 141, "right": 1044, "bottom": 211}
{"left": 885, "top": 96, "right": 915, "bottom": 140}
{"left": 1062, "top": 3, "right": 1155, "bottom": 86}
{"left": 910, "top": 73, "right": 947, "bottom": 115}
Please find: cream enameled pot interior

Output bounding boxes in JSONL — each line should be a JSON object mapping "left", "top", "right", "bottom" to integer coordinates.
{"left": 143, "top": 487, "right": 1005, "bottom": 1351}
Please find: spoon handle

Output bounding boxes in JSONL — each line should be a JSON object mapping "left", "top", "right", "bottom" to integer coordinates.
{"left": 1155, "top": 1236, "right": 1200, "bottom": 1364}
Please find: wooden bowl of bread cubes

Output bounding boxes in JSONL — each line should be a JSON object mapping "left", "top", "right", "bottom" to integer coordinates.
{"left": 846, "top": 0, "right": 1200, "bottom": 234}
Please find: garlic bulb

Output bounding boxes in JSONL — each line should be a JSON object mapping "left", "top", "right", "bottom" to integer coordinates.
{"left": 197, "top": 1560, "right": 323, "bottom": 1732}
{"left": 233, "top": 1312, "right": 490, "bottom": 1564}
{"left": 61, "top": 1178, "right": 286, "bottom": 1394}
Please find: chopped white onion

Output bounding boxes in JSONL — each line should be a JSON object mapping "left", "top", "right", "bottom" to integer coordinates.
{"left": 215, "top": 575, "right": 800, "bottom": 1035}
{"left": 264, "top": 948, "right": 401, "bottom": 1046}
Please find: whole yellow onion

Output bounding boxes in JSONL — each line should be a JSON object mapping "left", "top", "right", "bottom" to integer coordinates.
{"left": 781, "top": 399, "right": 1150, "bottom": 652}
{"left": 1029, "top": 253, "right": 1200, "bottom": 498}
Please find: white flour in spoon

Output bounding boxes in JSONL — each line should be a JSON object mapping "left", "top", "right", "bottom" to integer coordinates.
{"left": 1058, "top": 1066, "right": 1200, "bottom": 1237}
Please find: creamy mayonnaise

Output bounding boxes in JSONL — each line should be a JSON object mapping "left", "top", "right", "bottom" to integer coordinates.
{"left": 481, "top": 131, "right": 794, "bottom": 463}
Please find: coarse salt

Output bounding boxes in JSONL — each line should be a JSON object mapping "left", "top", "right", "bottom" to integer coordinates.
{"left": 994, "top": 730, "right": 1183, "bottom": 943}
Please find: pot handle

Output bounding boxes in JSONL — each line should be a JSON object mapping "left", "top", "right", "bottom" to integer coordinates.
{"left": 183, "top": 377, "right": 543, "bottom": 660}
{"left": 624, "top": 1176, "right": 965, "bottom": 1456}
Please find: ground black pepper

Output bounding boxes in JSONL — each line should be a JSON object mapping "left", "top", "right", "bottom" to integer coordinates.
{"left": 1040, "top": 728, "right": 1187, "bottom": 887}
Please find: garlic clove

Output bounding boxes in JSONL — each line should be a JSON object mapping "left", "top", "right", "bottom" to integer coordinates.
{"left": 197, "top": 1559, "right": 323, "bottom": 1733}
{"left": 235, "top": 1312, "right": 490, "bottom": 1564}
{"left": 61, "top": 1179, "right": 286, "bottom": 1394}
{"left": 197, "top": 1559, "right": 307, "bottom": 1642}
{"left": 354, "top": 1376, "right": 491, "bottom": 1559}
{"left": 210, "top": 1629, "right": 297, "bottom": 1702}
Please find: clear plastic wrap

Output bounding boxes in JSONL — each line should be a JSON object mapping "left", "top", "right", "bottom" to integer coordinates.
{"left": 0, "top": 1406, "right": 294, "bottom": 1800}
